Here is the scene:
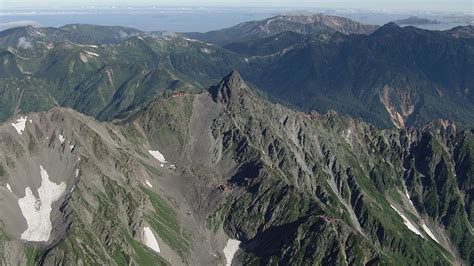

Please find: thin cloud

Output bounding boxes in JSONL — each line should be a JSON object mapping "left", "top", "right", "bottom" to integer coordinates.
{"left": 0, "top": 20, "right": 41, "bottom": 30}
{"left": 17, "top": 37, "right": 33, "bottom": 49}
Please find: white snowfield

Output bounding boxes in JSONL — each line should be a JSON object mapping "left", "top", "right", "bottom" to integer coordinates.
{"left": 6, "top": 183, "right": 12, "bottom": 192}
{"left": 148, "top": 150, "right": 167, "bottom": 163}
{"left": 404, "top": 189, "right": 440, "bottom": 243}
{"left": 390, "top": 204, "right": 424, "bottom": 238}
{"left": 58, "top": 134, "right": 65, "bottom": 144}
{"left": 422, "top": 224, "right": 440, "bottom": 243}
{"left": 145, "top": 179, "right": 153, "bottom": 188}
{"left": 77, "top": 44, "right": 98, "bottom": 48}
{"left": 79, "top": 53, "right": 88, "bottom": 63}
{"left": 404, "top": 188, "right": 416, "bottom": 207}
{"left": 143, "top": 226, "right": 160, "bottom": 253}
{"left": 11, "top": 116, "right": 28, "bottom": 135}
{"left": 84, "top": 51, "right": 99, "bottom": 57}
{"left": 223, "top": 238, "right": 241, "bottom": 266}
{"left": 343, "top": 129, "right": 352, "bottom": 143}
{"left": 18, "top": 165, "right": 66, "bottom": 242}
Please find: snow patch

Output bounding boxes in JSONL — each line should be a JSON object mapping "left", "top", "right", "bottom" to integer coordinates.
{"left": 201, "top": 48, "right": 212, "bottom": 54}
{"left": 390, "top": 204, "right": 424, "bottom": 238}
{"left": 18, "top": 165, "right": 66, "bottom": 242}
{"left": 148, "top": 150, "right": 166, "bottom": 163}
{"left": 75, "top": 169, "right": 79, "bottom": 178}
{"left": 343, "top": 129, "right": 352, "bottom": 144}
{"left": 11, "top": 116, "right": 27, "bottom": 135}
{"left": 422, "top": 224, "right": 440, "bottom": 243}
{"left": 223, "top": 238, "right": 241, "bottom": 266}
{"left": 145, "top": 179, "right": 152, "bottom": 188}
{"left": 84, "top": 51, "right": 99, "bottom": 57}
{"left": 58, "top": 134, "right": 65, "bottom": 144}
{"left": 143, "top": 226, "right": 160, "bottom": 253}
{"left": 76, "top": 44, "right": 99, "bottom": 48}
{"left": 404, "top": 187, "right": 416, "bottom": 207}
{"left": 183, "top": 37, "right": 196, "bottom": 42}
{"left": 79, "top": 53, "right": 88, "bottom": 63}
{"left": 6, "top": 183, "right": 12, "bottom": 192}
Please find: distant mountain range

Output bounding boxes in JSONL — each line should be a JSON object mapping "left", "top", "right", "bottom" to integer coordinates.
{"left": 184, "top": 14, "right": 378, "bottom": 45}
{"left": 393, "top": 16, "right": 441, "bottom": 26}
{"left": 238, "top": 22, "right": 474, "bottom": 128}
{"left": 0, "top": 17, "right": 473, "bottom": 129}
{"left": 447, "top": 25, "right": 474, "bottom": 38}
{"left": 0, "top": 24, "right": 148, "bottom": 46}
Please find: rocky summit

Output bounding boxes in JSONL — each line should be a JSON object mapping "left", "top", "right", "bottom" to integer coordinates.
{"left": 184, "top": 14, "right": 378, "bottom": 45}
{"left": 0, "top": 71, "right": 472, "bottom": 265}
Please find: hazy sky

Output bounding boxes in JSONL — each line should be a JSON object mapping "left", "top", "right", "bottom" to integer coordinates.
{"left": 1, "top": 0, "right": 472, "bottom": 13}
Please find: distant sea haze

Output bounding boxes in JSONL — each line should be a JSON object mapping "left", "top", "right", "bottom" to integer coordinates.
{"left": 0, "top": 7, "right": 277, "bottom": 32}
{"left": 0, "top": 7, "right": 471, "bottom": 32}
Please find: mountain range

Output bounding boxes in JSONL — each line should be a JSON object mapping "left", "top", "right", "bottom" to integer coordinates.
{"left": 184, "top": 14, "right": 378, "bottom": 46}
{"left": 0, "top": 13, "right": 473, "bottom": 265}
{"left": 0, "top": 17, "right": 473, "bottom": 128}
{"left": 0, "top": 71, "right": 472, "bottom": 264}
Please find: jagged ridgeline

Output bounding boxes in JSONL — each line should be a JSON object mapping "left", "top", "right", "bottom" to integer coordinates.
{"left": 0, "top": 71, "right": 472, "bottom": 265}
{"left": 1, "top": 20, "right": 473, "bottom": 129}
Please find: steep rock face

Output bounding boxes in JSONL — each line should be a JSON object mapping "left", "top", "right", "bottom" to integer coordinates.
{"left": 209, "top": 70, "right": 249, "bottom": 105}
{"left": 133, "top": 71, "right": 473, "bottom": 264}
{"left": 0, "top": 71, "right": 472, "bottom": 265}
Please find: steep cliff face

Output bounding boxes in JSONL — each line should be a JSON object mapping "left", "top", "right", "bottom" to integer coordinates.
{"left": 134, "top": 71, "right": 473, "bottom": 264}
{"left": 0, "top": 72, "right": 472, "bottom": 265}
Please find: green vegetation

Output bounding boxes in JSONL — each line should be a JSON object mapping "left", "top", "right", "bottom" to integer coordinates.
{"left": 25, "top": 246, "right": 41, "bottom": 266}
{"left": 121, "top": 228, "right": 169, "bottom": 266}
{"left": 142, "top": 187, "right": 191, "bottom": 260}
{"left": 0, "top": 22, "right": 473, "bottom": 265}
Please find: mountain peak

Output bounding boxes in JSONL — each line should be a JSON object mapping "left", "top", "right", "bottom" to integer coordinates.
{"left": 208, "top": 70, "right": 247, "bottom": 104}
{"left": 222, "top": 69, "right": 244, "bottom": 86}
{"left": 372, "top": 22, "right": 403, "bottom": 36}
{"left": 184, "top": 13, "right": 377, "bottom": 46}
